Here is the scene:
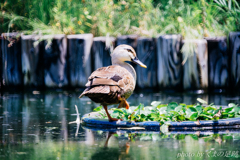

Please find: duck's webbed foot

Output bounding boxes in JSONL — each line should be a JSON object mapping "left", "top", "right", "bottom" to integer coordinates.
{"left": 103, "top": 105, "right": 123, "bottom": 122}
{"left": 117, "top": 95, "right": 130, "bottom": 109}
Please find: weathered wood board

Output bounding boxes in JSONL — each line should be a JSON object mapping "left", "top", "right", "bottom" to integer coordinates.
{"left": 136, "top": 37, "right": 157, "bottom": 88}
{"left": 182, "top": 39, "right": 208, "bottom": 90}
{"left": 0, "top": 37, "right": 2, "bottom": 90}
{"left": 21, "top": 35, "right": 44, "bottom": 88}
{"left": 156, "top": 35, "right": 183, "bottom": 90}
{"left": 116, "top": 35, "right": 139, "bottom": 50}
{"left": 229, "top": 32, "right": 240, "bottom": 88}
{"left": 43, "top": 34, "right": 68, "bottom": 88}
{"left": 1, "top": 33, "right": 23, "bottom": 88}
{"left": 67, "top": 34, "right": 93, "bottom": 87}
{"left": 205, "top": 37, "right": 229, "bottom": 90}
{"left": 91, "top": 37, "right": 115, "bottom": 71}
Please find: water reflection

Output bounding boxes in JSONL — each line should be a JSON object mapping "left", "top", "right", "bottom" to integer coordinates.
{"left": 0, "top": 91, "right": 240, "bottom": 159}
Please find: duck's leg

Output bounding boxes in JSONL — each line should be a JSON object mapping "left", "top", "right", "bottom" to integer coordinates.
{"left": 104, "top": 132, "right": 115, "bottom": 147}
{"left": 126, "top": 142, "right": 130, "bottom": 154}
{"left": 103, "top": 105, "right": 122, "bottom": 122}
{"left": 117, "top": 95, "right": 130, "bottom": 109}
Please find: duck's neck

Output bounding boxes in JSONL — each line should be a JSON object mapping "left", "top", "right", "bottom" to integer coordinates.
{"left": 112, "top": 59, "right": 136, "bottom": 82}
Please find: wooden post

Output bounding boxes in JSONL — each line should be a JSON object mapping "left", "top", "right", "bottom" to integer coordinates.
{"left": 67, "top": 34, "right": 93, "bottom": 87}
{"left": 116, "top": 35, "right": 139, "bottom": 50}
{"left": 21, "top": 35, "right": 44, "bottom": 88}
{"left": 156, "top": 35, "right": 183, "bottom": 90}
{"left": 205, "top": 37, "right": 229, "bottom": 90}
{"left": 229, "top": 32, "right": 240, "bottom": 88}
{"left": 182, "top": 39, "right": 208, "bottom": 90}
{"left": 1, "top": 33, "right": 23, "bottom": 89}
{"left": 43, "top": 34, "right": 68, "bottom": 88}
{"left": 136, "top": 37, "right": 157, "bottom": 89}
{"left": 91, "top": 37, "right": 115, "bottom": 71}
{"left": 0, "top": 37, "right": 2, "bottom": 90}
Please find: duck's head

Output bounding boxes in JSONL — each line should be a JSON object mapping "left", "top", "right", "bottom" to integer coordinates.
{"left": 111, "top": 45, "right": 147, "bottom": 68}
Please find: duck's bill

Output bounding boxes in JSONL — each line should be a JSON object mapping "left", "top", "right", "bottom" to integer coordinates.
{"left": 131, "top": 57, "right": 147, "bottom": 68}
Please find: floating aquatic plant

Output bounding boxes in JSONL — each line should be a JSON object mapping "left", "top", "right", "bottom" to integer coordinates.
{"left": 92, "top": 100, "right": 240, "bottom": 125}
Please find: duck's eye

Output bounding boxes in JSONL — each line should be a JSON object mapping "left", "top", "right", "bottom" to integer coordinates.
{"left": 126, "top": 48, "right": 134, "bottom": 54}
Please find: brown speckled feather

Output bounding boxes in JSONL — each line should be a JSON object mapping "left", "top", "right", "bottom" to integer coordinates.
{"left": 79, "top": 65, "right": 135, "bottom": 105}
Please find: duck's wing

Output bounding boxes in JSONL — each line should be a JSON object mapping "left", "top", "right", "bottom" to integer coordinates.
{"left": 79, "top": 65, "right": 134, "bottom": 104}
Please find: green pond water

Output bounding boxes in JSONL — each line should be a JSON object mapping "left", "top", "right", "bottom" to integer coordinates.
{"left": 0, "top": 91, "right": 240, "bottom": 160}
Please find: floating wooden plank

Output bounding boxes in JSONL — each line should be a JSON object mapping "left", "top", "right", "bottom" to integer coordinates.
{"left": 91, "top": 37, "right": 116, "bottom": 71}
{"left": 67, "top": 34, "right": 93, "bottom": 87}
{"left": 1, "top": 33, "right": 23, "bottom": 88}
{"left": 43, "top": 34, "right": 68, "bottom": 88}
{"left": 205, "top": 37, "right": 229, "bottom": 90}
{"left": 136, "top": 37, "right": 157, "bottom": 88}
{"left": 156, "top": 35, "right": 183, "bottom": 90}
{"left": 182, "top": 39, "right": 208, "bottom": 90}
{"left": 229, "top": 32, "right": 240, "bottom": 88}
{"left": 21, "top": 35, "right": 44, "bottom": 88}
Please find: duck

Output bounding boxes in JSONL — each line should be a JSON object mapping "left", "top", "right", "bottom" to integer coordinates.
{"left": 79, "top": 44, "right": 147, "bottom": 122}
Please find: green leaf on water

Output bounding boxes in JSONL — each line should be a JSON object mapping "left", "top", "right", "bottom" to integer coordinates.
{"left": 167, "top": 102, "right": 178, "bottom": 113}
{"left": 186, "top": 107, "right": 198, "bottom": 120}
{"left": 111, "top": 112, "right": 120, "bottom": 118}
{"left": 228, "top": 113, "right": 235, "bottom": 118}
{"left": 175, "top": 105, "right": 182, "bottom": 112}
{"left": 169, "top": 110, "right": 180, "bottom": 116}
{"left": 93, "top": 106, "right": 102, "bottom": 112}
{"left": 134, "top": 103, "right": 144, "bottom": 114}
{"left": 113, "top": 109, "right": 124, "bottom": 114}
{"left": 199, "top": 114, "right": 213, "bottom": 119}
{"left": 150, "top": 113, "right": 158, "bottom": 119}
{"left": 194, "top": 105, "right": 203, "bottom": 114}
{"left": 190, "top": 112, "right": 198, "bottom": 120}
{"left": 177, "top": 115, "right": 186, "bottom": 121}
{"left": 197, "top": 98, "right": 208, "bottom": 104}
{"left": 157, "top": 104, "right": 167, "bottom": 109}
{"left": 228, "top": 103, "right": 236, "bottom": 108}
{"left": 204, "top": 106, "right": 217, "bottom": 114}
{"left": 224, "top": 107, "right": 234, "bottom": 113}
{"left": 151, "top": 101, "right": 161, "bottom": 109}
{"left": 159, "top": 107, "right": 167, "bottom": 115}
{"left": 179, "top": 103, "right": 187, "bottom": 108}
{"left": 233, "top": 105, "right": 240, "bottom": 114}
{"left": 187, "top": 107, "right": 198, "bottom": 112}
